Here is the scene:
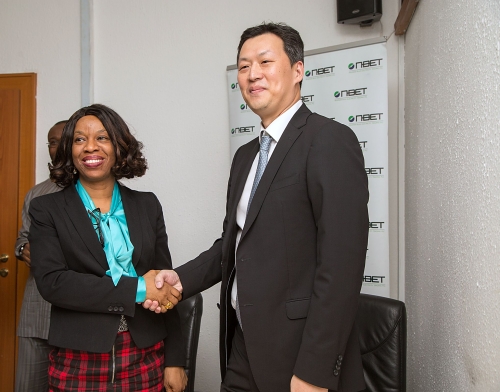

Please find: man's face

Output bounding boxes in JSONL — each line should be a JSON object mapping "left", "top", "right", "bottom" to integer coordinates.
{"left": 47, "top": 123, "right": 65, "bottom": 163}
{"left": 237, "top": 33, "right": 303, "bottom": 128}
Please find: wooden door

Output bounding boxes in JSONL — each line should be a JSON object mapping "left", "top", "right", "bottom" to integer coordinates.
{"left": 0, "top": 74, "right": 36, "bottom": 392}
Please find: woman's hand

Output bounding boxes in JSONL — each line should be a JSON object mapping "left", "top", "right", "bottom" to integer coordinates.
{"left": 143, "top": 270, "right": 183, "bottom": 313}
{"left": 143, "top": 270, "right": 182, "bottom": 312}
{"left": 164, "top": 366, "right": 187, "bottom": 392}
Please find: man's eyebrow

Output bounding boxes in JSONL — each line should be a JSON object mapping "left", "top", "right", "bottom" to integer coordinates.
{"left": 239, "top": 50, "right": 273, "bottom": 63}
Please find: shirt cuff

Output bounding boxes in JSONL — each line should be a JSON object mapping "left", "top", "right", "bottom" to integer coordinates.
{"left": 15, "top": 241, "right": 28, "bottom": 258}
{"left": 136, "top": 276, "right": 146, "bottom": 302}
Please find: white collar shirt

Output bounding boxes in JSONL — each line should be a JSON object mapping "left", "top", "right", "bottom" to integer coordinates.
{"left": 231, "top": 100, "right": 303, "bottom": 310}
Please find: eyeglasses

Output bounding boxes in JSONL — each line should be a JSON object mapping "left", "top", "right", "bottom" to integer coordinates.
{"left": 88, "top": 208, "right": 104, "bottom": 248}
{"left": 46, "top": 141, "right": 60, "bottom": 148}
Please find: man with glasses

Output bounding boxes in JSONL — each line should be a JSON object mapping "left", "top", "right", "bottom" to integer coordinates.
{"left": 14, "top": 120, "right": 66, "bottom": 392}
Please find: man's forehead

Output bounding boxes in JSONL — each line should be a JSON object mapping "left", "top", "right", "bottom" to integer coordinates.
{"left": 239, "top": 48, "right": 274, "bottom": 61}
{"left": 239, "top": 34, "right": 283, "bottom": 60}
{"left": 48, "top": 124, "right": 65, "bottom": 138}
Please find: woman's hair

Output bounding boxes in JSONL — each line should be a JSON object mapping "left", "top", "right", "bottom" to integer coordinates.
{"left": 50, "top": 104, "right": 148, "bottom": 187}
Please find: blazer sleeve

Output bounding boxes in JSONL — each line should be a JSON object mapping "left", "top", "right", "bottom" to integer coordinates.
{"left": 293, "top": 121, "right": 369, "bottom": 389}
{"left": 29, "top": 196, "right": 138, "bottom": 316}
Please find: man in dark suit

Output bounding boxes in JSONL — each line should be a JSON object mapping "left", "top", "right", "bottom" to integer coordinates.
{"left": 14, "top": 120, "right": 65, "bottom": 392}
{"left": 148, "top": 22, "right": 368, "bottom": 392}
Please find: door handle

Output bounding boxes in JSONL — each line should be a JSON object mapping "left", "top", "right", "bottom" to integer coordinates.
{"left": 0, "top": 269, "right": 8, "bottom": 278}
{"left": 0, "top": 254, "right": 8, "bottom": 263}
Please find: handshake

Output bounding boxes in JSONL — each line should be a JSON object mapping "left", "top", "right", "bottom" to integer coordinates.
{"left": 142, "top": 270, "right": 181, "bottom": 313}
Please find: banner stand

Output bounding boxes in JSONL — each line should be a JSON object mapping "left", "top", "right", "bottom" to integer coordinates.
{"left": 226, "top": 37, "right": 390, "bottom": 297}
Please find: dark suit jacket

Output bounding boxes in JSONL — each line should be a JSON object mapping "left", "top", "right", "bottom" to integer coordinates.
{"left": 29, "top": 183, "right": 185, "bottom": 366}
{"left": 177, "top": 103, "right": 369, "bottom": 391}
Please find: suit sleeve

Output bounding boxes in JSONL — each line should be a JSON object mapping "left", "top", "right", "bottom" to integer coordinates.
{"left": 29, "top": 196, "right": 139, "bottom": 317}
{"left": 14, "top": 188, "right": 33, "bottom": 258}
{"left": 293, "top": 122, "right": 369, "bottom": 389}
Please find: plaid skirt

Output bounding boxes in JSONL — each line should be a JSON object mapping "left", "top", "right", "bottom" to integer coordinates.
{"left": 48, "top": 332, "right": 164, "bottom": 392}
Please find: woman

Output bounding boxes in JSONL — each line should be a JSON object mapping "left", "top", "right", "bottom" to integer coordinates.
{"left": 29, "top": 104, "right": 187, "bottom": 392}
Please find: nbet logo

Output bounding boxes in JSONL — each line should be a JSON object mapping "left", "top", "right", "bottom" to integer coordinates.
{"left": 348, "top": 58, "right": 383, "bottom": 70}
{"left": 363, "top": 275, "right": 386, "bottom": 284}
{"left": 365, "top": 167, "right": 384, "bottom": 175}
{"left": 369, "top": 222, "right": 385, "bottom": 229}
{"left": 231, "top": 126, "right": 255, "bottom": 135}
{"left": 348, "top": 113, "right": 383, "bottom": 122}
{"left": 334, "top": 88, "right": 367, "bottom": 98}
{"left": 305, "top": 66, "right": 335, "bottom": 77}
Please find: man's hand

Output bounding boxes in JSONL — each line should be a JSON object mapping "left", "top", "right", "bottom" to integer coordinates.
{"left": 142, "top": 270, "right": 181, "bottom": 313}
{"left": 291, "top": 375, "right": 327, "bottom": 392}
{"left": 142, "top": 270, "right": 183, "bottom": 313}
{"left": 164, "top": 366, "right": 187, "bottom": 392}
{"left": 20, "top": 242, "right": 31, "bottom": 267}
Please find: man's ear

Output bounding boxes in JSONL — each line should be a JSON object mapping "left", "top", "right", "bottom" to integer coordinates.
{"left": 293, "top": 60, "right": 304, "bottom": 85}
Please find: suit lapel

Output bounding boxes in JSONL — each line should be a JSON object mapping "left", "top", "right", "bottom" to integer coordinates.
{"left": 120, "top": 184, "right": 143, "bottom": 267}
{"left": 63, "top": 185, "right": 109, "bottom": 271}
{"left": 226, "top": 139, "right": 260, "bottom": 226}
{"left": 241, "top": 104, "right": 311, "bottom": 240}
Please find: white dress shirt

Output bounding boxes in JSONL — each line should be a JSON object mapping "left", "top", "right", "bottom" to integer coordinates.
{"left": 231, "top": 100, "right": 303, "bottom": 311}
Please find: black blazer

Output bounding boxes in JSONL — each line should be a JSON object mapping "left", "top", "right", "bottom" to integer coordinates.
{"left": 177, "top": 104, "right": 369, "bottom": 391}
{"left": 29, "top": 183, "right": 185, "bottom": 366}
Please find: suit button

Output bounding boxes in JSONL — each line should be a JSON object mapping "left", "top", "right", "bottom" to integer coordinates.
{"left": 338, "top": 354, "right": 343, "bottom": 361}
{"left": 113, "top": 306, "right": 118, "bottom": 312}
{"left": 108, "top": 306, "right": 113, "bottom": 312}
{"left": 336, "top": 364, "right": 341, "bottom": 370}
{"left": 337, "top": 359, "right": 342, "bottom": 366}
{"left": 334, "top": 370, "right": 339, "bottom": 377}
{"left": 119, "top": 306, "right": 124, "bottom": 312}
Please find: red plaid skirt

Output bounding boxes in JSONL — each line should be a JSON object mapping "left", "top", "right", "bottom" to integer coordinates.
{"left": 48, "top": 332, "right": 164, "bottom": 391}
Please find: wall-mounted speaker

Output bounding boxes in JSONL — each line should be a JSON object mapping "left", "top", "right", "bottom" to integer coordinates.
{"left": 337, "top": 0, "right": 382, "bottom": 27}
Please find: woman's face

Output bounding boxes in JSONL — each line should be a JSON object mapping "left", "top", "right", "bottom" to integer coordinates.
{"left": 72, "top": 115, "right": 116, "bottom": 187}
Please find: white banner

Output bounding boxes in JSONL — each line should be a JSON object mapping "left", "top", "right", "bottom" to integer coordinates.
{"left": 227, "top": 39, "right": 389, "bottom": 297}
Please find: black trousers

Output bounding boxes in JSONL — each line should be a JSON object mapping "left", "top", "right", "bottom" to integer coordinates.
{"left": 220, "top": 325, "right": 260, "bottom": 392}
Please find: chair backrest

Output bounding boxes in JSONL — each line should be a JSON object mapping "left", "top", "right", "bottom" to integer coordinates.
{"left": 176, "top": 293, "right": 203, "bottom": 392}
{"left": 356, "top": 293, "right": 407, "bottom": 392}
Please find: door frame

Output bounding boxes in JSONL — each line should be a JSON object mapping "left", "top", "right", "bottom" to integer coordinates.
{"left": 0, "top": 72, "right": 37, "bottom": 376}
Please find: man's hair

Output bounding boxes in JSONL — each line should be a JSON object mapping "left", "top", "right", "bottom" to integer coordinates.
{"left": 53, "top": 120, "right": 68, "bottom": 127}
{"left": 237, "top": 22, "right": 304, "bottom": 67}
{"left": 50, "top": 104, "right": 147, "bottom": 187}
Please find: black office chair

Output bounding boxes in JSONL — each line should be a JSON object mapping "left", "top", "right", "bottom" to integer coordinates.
{"left": 176, "top": 293, "right": 203, "bottom": 392}
{"left": 357, "top": 293, "right": 407, "bottom": 392}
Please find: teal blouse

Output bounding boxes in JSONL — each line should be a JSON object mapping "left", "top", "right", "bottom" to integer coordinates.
{"left": 75, "top": 180, "right": 146, "bottom": 302}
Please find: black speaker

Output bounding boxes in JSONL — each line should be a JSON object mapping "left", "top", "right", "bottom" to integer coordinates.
{"left": 337, "top": 0, "right": 382, "bottom": 27}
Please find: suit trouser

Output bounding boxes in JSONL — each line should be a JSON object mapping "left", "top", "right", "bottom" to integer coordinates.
{"left": 221, "top": 325, "right": 260, "bottom": 392}
{"left": 220, "top": 326, "right": 349, "bottom": 392}
{"left": 15, "top": 336, "right": 53, "bottom": 392}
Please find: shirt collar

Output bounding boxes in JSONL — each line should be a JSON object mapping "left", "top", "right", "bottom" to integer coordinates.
{"left": 259, "top": 100, "right": 303, "bottom": 143}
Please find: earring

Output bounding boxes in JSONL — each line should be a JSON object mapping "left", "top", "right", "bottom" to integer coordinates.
{"left": 73, "top": 168, "right": 77, "bottom": 175}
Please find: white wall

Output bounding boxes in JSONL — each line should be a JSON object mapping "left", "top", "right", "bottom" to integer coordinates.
{"left": 0, "top": 0, "right": 81, "bottom": 179}
{"left": 1, "top": 0, "right": 400, "bottom": 390}
{"left": 405, "top": 1, "right": 500, "bottom": 391}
